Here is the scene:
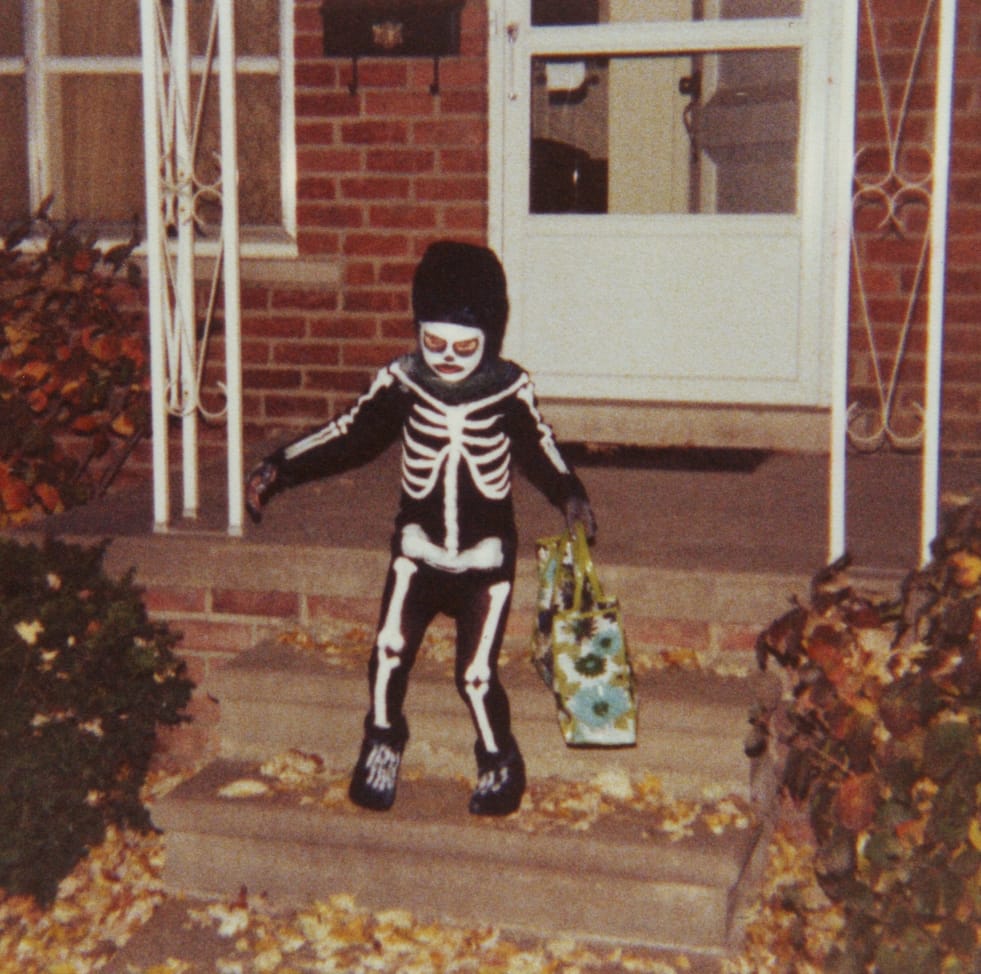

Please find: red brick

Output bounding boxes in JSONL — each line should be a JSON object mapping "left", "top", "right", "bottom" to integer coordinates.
{"left": 265, "top": 394, "right": 332, "bottom": 419}
{"left": 303, "top": 368, "right": 383, "bottom": 393}
{"left": 342, "top": 341, "right": 414, "bottom": 366}
{"left": 368, "top": 204, "right": 439, "bottom": 229}
{"left": 340, "top": 177, "right": 412, "bottom": 200}
{"left": 295, "top": 62, "right": 335, "bottom": 88}
{"left": 363, "top": 90, "right": 436, "bottom": 116}
{"left": 716, "top": 624, "right": 763, "bottom": 655}
{"left": 296, "top": 176, "right": 337, "bottom": 200}
{"left": 343, "top": 289, "right": 407, "bottom": 313}
{"left": 273, "top": 342, "right": 341, "bottom": 366}
{"left": 306, "top": 595, "right": 381, "bottom": 626}
{"left": 297, "top": 230, "right": 342, "bottom": 255}
{"left": 308, "top": 316, "right": 378, "bottom": 340}
{"left": 294, "top": 34, "right": 324, "bottom": 59}
{"left": 270, "top": 290, "right": 339, "bottom": 311}
{"left": 177, "top": 619, "right": 258, "bottom": 655}
{"left": 341, "top": 120, "right": 410, "bottom": 144}
{"left": 355, "top": 61, "right": 411, "bottom": 88}
{"left": 298, "top": 202, "right": 364, "bottom": 228}
{"left": 411, "top": 118, "right": 485, "bottom": 147}
{"left": 213, "top": 589, "right": 301, "bottom": 618}
{"left": 442, "top": 205, "right": 488, "bottom": 233}
{"left": 343, "top": 233, "right": 411, "bottom": 257}
{"left": 365, "top": 148, "right": 435, "bottom": 173}
{"left": 242, "top": 367, "right": 304, "bottom": 390}
{"left": 294, "top": 2, "right": 323, "bottom": 33}
{"left": 415, "top": 176, "right": 486, "bottom": 202}
{"left": 144, "top": 586, "right": 208, "bottom": 615}
{"left": 440, "top": 148, "right": 486, "bottom": 173}
{"left": 243, "top": 315, "right": 308, "bottom": 339}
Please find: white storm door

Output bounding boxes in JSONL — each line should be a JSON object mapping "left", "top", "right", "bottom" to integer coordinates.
{"left": 491, "top": 0, "right": 840, "bottom": 407}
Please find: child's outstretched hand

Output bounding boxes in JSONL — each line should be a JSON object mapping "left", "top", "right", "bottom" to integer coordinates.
{"left": 246, "top": 461, "right": 278, "bottom": 524}
{"left": 564, "top": 495, "right": 597, "bottom": 544}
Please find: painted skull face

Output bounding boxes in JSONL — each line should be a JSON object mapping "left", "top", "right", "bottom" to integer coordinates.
{"left": 420, "top": 321, "right": 485, "bottom": 384}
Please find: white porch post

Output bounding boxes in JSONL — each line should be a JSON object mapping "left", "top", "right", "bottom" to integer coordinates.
{"left": 139, "top": 0, "right": 170, "bottom": 531}
{"left": 139, "top": 0, "right": 245, "bottom": 535}
{"left": 828, "top": 0, "right": 861, "bottom": 564}
{"left": 218, "top": 0, "right": 245, "bottom": 535}
{"left": 832, "top": 0, "right": 959, "bottom": 566}
{"left": 921, "top": 0, "right": 958, "bottom": 564}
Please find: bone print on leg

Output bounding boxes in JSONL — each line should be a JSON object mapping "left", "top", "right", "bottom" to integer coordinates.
{"left": 463, "top": 580, "right": 511, "bottom": 754}
{"left": 372, "top": 556, "right": 418, "bottom": 729}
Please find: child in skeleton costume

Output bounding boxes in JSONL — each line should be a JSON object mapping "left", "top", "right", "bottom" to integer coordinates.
{"left": 247, "top": 241, "right": 596, "bottom": 816}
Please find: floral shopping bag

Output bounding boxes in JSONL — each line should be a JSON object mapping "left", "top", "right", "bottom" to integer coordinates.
{"left": 531, "top": 524, "right": 637, "bottom": 746}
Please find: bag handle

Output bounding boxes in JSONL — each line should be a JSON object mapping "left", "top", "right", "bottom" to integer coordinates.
{"left": 570, "top": 521, "right": 604, "bottom": 611}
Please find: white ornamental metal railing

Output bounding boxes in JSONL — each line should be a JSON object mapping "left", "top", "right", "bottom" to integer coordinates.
{"left": 829, "top": 0, "right": 958, "bottom": 566}
{"left": 139, "top": 0, "right": 245, "bottom": 535}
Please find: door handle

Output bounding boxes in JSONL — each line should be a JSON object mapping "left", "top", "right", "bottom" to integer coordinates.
{"left": 506, "top": 22, "right": 519, "bottom": 101}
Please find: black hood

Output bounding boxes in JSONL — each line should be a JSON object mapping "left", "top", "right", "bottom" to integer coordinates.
{"left": 411, "top": 241, "right": 509, "bottom": 359}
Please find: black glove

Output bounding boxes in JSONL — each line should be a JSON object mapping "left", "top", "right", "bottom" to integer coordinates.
{"left": 245, "top": 460, "right": 279, "bottom": 524}
{"left": 564, "top": 494, "right": 597, "bottom": 544}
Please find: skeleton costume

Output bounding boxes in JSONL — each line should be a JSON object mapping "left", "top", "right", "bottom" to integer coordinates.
{"left": 248, "top": 242, "right": 595, "bottom": 816}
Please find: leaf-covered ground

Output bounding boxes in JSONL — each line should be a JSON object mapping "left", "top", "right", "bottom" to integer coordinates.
{"left": 0, "top": 788, "right": 839, "bottom": 974}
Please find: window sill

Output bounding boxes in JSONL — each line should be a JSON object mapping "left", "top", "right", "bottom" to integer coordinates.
{"left": 3, "top": 227, "right": 342, "bottom": 291}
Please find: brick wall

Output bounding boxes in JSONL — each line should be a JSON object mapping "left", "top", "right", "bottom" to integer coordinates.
{"left": 199, "top": 0, "right": 978, "bottom": 455}
{"left": 228, "top": 0, "right": 491, "bottom": 444}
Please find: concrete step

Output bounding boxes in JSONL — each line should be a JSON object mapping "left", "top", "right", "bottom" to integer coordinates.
{"left": 210, "top": 637, "right": 780, "bottom": 801}
{"left": 154, "top": 758, "right": 768, "bottom": 955}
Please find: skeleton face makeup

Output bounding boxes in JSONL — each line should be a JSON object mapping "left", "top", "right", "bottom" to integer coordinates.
{"left": 420, "top": 322, "right": 485, "bottom": 384}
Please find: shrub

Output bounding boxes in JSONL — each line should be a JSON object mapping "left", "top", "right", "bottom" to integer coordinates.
{"left": 751, "top": 501, "right": 980, "bottom": 974}
{"left": 0, "top": 200, "right": 148, "bottom": 527}
{"left": 0, "top": 536, "right": 193, "bottom": 906}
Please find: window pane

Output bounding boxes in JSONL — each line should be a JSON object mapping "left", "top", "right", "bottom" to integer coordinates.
{"left": 532, "top": 0, "right": 802, "bottom": 26}
{"left": 188, "top": 0, "right": 280, "bottom": 57}
{"left": 0, "top": 3, "right": 23, "bottom": 56}
{"left": 190, "top": 76, "right": 283, "bottom": 231}
{"left": 0, "top": 78, "right": 29, "bottom": 223}
{"left": 56, "top": 76, "right": 146, "bottom": 223}
{"left": 52, "top": 73, "right": 281, "bottom": 230}
{"left": 530, "top": 49, "right": 799, "bottom": 215}
{"left": 51, "top": 0, "right": 279, "bottom": 58}
{"left": 50, "top": 0, "right": 140, "bottom": 57}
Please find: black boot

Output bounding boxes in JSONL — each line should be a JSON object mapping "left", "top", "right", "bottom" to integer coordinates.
{"left": 469, "top": 736, "right": 526, "bottom": 816}
{"left": 349, "top": 716, "right": 408, "bottom": 811}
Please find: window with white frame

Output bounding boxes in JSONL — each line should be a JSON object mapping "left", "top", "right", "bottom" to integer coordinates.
{"left": 0, "top": 0, "right": 295, "bottom": 245}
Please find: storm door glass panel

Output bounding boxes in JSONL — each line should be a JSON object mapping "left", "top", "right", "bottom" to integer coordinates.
{"left": 532, "top": 0, "right": 802, "bottom": 25}
{"left": 530, "top": 49, "right": 800, "bottom": 215}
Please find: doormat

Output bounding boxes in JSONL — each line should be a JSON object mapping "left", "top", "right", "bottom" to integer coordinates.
{"left": 561, "top": 443, "right": 772, "bottom": 473}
